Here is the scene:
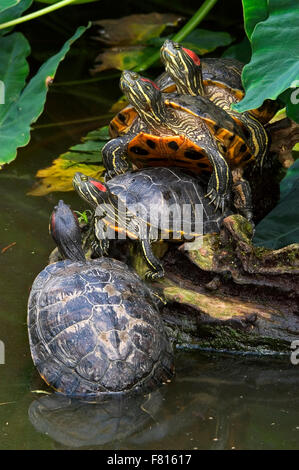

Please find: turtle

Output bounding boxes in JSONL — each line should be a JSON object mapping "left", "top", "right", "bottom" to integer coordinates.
{"left": 160, "top": 39, "right": 281, "bottom": 125}
{"left": 108, "top": 47, "right": 279, "bottom": 143}
{"left": 27, "top": 199, "right": 174, "bottom": 397}
{"left": 72, "top": 168, "right": 227, "bottom": 280}
{"left": 102, "top": 70, "right": 255, "bottom": 214}
{"left": 160, "top": 39, "right": 270, "bottom": 171}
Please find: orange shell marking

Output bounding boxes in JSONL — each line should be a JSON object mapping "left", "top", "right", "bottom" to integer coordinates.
{"left": 127, "top": 133, "right": 213, "bottom": 175}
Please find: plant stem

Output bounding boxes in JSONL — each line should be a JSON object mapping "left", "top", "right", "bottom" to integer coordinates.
{"left": 172, "top": 0, "right": 218, "bottom": 42}
{"left": 53, "top": 73, "right": 121, "bottom": 87}
{"left": 0, "top": 0, "right": 79, "bottom": 30}
{"left": 135, "top": 0, "right": 219, "bottom": 72}
{"left": 33, "top": 113, "right": 113, "bottom": 129}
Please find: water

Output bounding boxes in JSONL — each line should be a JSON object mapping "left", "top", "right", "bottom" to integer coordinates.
{"left": 0, "top": 46, "right": 298, "bottom": 452}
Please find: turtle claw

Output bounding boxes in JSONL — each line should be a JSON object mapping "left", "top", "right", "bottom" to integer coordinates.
{"left": 145, "top": 270, "right": 164, "bottom": 281}
{"left": 205, "top": 189, "right": 214, "bottom": 198}
{"left": 206, "top": 188, "right": 230, "bottom": 214}
{"left": 104, "top": 164, "right": 129, "bottom": 181}
{"left": 104, "top": 170, "right": 115, "bottom": 182}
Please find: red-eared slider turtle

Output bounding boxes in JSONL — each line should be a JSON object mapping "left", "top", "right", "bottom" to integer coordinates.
{"left": 108, "top": 47, "right": 279, "bottom": 143}
{"left": 160, "top": 39, "right": 270, "bottom": 172}
{"left": 73, "top": 168, "right": 227, "bottom": 280}
{"left": 27, "top": 200, "right": 174, "bottom": 397}
{"left": 160, "top": 39, "right": 281, "bottom": 125}
{"left": 102, "top": 71, "right": 253, "bottom": 213}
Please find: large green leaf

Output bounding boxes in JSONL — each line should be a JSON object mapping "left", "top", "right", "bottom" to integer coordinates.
{"left": 0, "top": 1, "right": 20, "bottom": 13}
{"left": 0, "top": 32, "right": 31, "bottom": 119}
{"left": 242, "top": 0, "right": 268, "bottom": 40}
{"left": 0, "top": 0, "right": 33, "bottom": 35}
{"left": 222, "top": 36, "right": 251, "bottom": 64}
{"left": 254, "top": 159, "right": 299, "bottom": 249}
{"left": 0, "top": 24, "right": 89, "bottom": 167}
{"left": 234, "top": 0, "right": 299, "bottom": 116}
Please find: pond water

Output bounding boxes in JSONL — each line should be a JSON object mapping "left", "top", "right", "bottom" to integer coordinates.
{"left": 0, "top": 50, "right": 298, "bottom": 451}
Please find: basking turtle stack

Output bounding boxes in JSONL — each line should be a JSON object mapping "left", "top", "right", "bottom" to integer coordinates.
{"left": 28, "top": 41, "right": 289, "bottom": 397}
{"left": 73, "top": 39, "right": 279, "bottom": 279}
{"left": 102, "top": 40, "right": 279, "bottom": 224}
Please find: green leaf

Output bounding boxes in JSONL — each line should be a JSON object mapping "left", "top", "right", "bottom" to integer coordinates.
{"left": 234, "top": 0, "right": 299, "bottom": 115}
{"left": 0, "top": 0, "right": 33, "bottom": 35}
{"left": 181, "top": 29, "right": 233, "bottom": 55}
{"left": 0, "top": 24, "right": 89, "bottom": 167}
{"left": 28, "top": 158, "right": 104, "bottom": 196}
{"left": 148, "top": 29, "right": 234, "bottom": 56}
{"left": 29, "top": 125, "right": 107, "bottom": 195}
{"left": 222, "top": 36, "right": 251, "bottom": 64}
{"left": 0, "top": 1, "right": 20, "bottom": 13}
{"left": 254, "top": 160, "right": 299, "bottom": 249}
{"left": 242, "top": 0, "right": 268, "bottom": 40}
{"left": 279, "top": 88, "right": 299, "bottom": 124}
{"left": 92, "top": 46, "right": 158, "bottom": 73}
{"left": 60, "top": 126, "right": 109, "bottom": 163}
{"left": 93, "top": 13, "right": 182, "bottom": 47}
{"left": 35, "top": 0, "right": 99, "bottom": 3}
{"left": 0, "top": 32, "right": 31, "bottom": 118}
{"left": 280, "top": 159, "right": 299, "bottom": 199}
{"left": 61, "top": 140, "right": 105, "bottom": 163}
{"left": 81, "top": 126, "right": 110, "bottom": 141}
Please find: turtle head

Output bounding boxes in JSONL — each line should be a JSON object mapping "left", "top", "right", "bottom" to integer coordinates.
{"left": 49, "top": 200, "right": 86, "bottom": 262}
{"left": 120, "top": 71, "right": 165, "bottom": 125}
{"left": 73, "top": 172, "right": 109, "bottom": 208}
{"left": 160, "top": 39, "right": 204, "bottom": 96}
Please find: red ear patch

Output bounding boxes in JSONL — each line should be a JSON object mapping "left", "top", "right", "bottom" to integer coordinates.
{"left": 50, "top": 212, "right": 56, "bottom": 235}
{"left": 140, "top": 77, "right": 160, "bottom": 90}
{"left": 182, "top": 47, "right": 201, "bottom": 66}
{"left": 90, "top": 180, "right": 107, "bottom": 192}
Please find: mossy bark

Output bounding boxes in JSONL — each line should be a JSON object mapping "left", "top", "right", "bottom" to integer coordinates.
{"left": 142, "top": 214, "right": 299, "bottom": 355}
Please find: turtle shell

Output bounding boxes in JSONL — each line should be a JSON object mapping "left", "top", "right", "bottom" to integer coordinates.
{"left": 102, "top": 167, "right": 226, "bottom": 239}
{"left": 28, "top": 257, "right": 174, "bottom": 397}
{"left": 126, "top": 93, "right": 253, "bottom": 175}
{"left": 110, "top": 55, "right": 279, "bottom": 140}
{"left": 200, "top": 58, "right": 281, "bottom": 124}
{"left": 109, "top": 59, "right": 245, "bottom": 139}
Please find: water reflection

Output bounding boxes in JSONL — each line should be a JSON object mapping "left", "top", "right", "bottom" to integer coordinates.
{"left": 28, "top": 354, "right": 299, "bottom": 450}
{"left": 29, "top": 390, "right": 164, "bottom": 449}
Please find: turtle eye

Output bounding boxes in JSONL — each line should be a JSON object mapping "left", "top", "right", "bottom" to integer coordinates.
{"left": 131, "top": 73, "right": 139, "bottom": 80}
{"left": 81, "top": 175, "right": 88, "bottom": 182}
{"left": 174, "top": 43, "right": 181, "bottom": 50}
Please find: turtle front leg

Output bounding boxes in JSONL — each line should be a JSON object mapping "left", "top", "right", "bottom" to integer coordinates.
{"left": 232, "top": 168, "right": 254, "bottom": 224}
{"left": 102, "top": 134, "right": 133, "bottom": 180}
{"left": 94, "top": 217, "right": 110, "bottom": 256}
{"left": 205, "top": 147, "right": 232, "bottom": 213}
{"left": 141, "top": 239, "right": 165, "bottom": 280}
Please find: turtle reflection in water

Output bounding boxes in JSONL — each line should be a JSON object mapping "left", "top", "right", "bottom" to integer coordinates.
{"left": 27, "top": 200, "right": 174, "bottom": 397}
{"left": 28, "top": 389, "right": 164, "bottom": 448}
